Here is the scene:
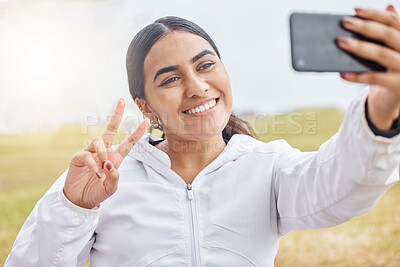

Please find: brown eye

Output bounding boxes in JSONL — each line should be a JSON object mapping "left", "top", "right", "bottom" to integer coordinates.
{"left": 198, "top": 62, "right": 215, "bottom": 71}
{"left": 161, "top": 76, "right": 180, "bottom": 86}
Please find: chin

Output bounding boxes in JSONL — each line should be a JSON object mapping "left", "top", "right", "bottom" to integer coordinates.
{"left": 184, "top": 120, "right": 229, "bottom": 141}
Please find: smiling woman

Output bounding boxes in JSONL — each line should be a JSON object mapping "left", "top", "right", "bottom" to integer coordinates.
{"left": 136, "top": 31, "right": 233, "bottom": 142}
{"left": 5, "top": 10, "right": 400, "bottom": 267}
{"left": 127, "top": 16, "right": 254, "bottom": 144}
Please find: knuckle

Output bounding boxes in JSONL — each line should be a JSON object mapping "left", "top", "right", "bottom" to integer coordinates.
{"left": 383, "top": 27, "right": 395, "bottom": 40}
{"left": 376, "top": 47, "right": 390, "bottom": 60}
{"left": 107, "top": 123, "right": 119, "bottom": 133}
{"left": 388, "top": 13, "right": 399, "bottom": 25}
{"left": 358, "top": 20, "right": 368, "bottom": 32}
{"left": 72, "top": 151, "right": 84, "bottom": 159}
{"left": 93, "top": 136, "right": 102, "bottom": 146}
{"left": 365, "top": 73, "right": 380, "bottom": 84}
{"left": 82, "top": 151, "right": 91, "bottom": 161}
{"left": 351, "top": 38, "right": 361, "bottom": 50}
{"left": 127, "top": 134, "right": 137, "bottom": 144}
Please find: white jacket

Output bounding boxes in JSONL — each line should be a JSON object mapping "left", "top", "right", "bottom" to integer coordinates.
{"left": 6, "top": 90, "right": 400, "bottom": 267}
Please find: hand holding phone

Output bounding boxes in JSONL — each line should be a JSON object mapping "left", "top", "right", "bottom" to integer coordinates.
{"left": 291, "top": 6, "right": 400, "bottom": 134}
{"left": 289, "top": 12, "right": 386, "bottom": 72}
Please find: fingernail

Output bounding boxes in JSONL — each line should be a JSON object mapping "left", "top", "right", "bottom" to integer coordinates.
{"left": 102, "top": 161, "right": 106, "bottom": 169}
{"left": 342, "top": 17, "right": 357, "bottom": 26}
{"left": 354, "top": 8, "right": 363, "bottom": 13}
{"left": 337, "top": 36, "right": 353, "bottom": 46}
{"left": 387, "top": 5, "right": 396, "bottom": 14}
{"left": 96, "top": 171, "right": 102, "bottom": 178}
{"left": 340, "top": 73, "right": 354, "bottom": 79}
{"left": 106, "top": 161, "right": 113, "bottom": 171}
{"left": 120, "top": 98, "right": 125, "bottom": 102}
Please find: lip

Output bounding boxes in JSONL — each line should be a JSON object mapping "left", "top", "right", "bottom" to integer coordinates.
{"left": 182, "top": 97, "right": 219, "bottom": 113}
{"left": 182, "top": 97, "right": 220, "bottom": 116}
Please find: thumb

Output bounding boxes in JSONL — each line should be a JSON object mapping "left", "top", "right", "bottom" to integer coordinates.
{"left": 103, "top": 161, "right": 119, "bottom": 196}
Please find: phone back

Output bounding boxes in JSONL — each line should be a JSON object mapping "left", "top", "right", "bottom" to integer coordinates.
{"left": 290, "top": 12, "right": 386, "bottom": 72}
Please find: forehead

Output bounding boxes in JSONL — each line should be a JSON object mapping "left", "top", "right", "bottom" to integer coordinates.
{"left": 143, "top": 31, "right": 215, "bottom": 75}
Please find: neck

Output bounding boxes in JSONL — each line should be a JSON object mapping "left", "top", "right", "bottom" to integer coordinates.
{"left": 157, "top": 133, "right": 227, "bottom": 172}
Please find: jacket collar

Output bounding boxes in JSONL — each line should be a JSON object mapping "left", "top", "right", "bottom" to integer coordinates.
{"left": 127, "top": 133, "right": 261, "bottom": 177}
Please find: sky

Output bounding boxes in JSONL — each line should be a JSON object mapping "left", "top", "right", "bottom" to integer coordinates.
{"left": 0, "top": 0, "right": 389, "bottom": 134}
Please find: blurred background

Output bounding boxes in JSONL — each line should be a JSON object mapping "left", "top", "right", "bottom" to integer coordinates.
{"left": 1, "top": 0, "right": 399, "bottom": 266}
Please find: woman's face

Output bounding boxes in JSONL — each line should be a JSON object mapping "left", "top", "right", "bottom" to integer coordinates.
{"left": 139, "top": 30, "right": 232, "bottom": 141}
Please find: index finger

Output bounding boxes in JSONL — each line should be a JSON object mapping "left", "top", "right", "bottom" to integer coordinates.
{"left": 102, "top": 98, "right": 125, "bottom": 149}
{"left": 118, "top": 118, "right": 150, "bottom": 158}
{"left": 355, "top": 8, "right": 400, "bottom": 30}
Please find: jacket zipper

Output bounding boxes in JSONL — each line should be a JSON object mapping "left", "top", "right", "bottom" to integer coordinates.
{"left": 187, "top": 183, "right": 201, "bottom": 266}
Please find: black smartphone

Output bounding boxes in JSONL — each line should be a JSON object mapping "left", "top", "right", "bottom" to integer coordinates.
{"left": 289, "top": 12, "right": 386, "bottom": 72}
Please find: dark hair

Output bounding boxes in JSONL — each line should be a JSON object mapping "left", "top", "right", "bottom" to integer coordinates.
{"left": 126, "top": 16, "right": 255, "bottom": 141}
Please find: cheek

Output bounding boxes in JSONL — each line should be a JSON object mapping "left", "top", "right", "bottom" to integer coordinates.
{"left": 153, "top": 92, "right": 183, "bottom": 126}
{"left": 214, "top": 71, "right": 232, "bottom": 109}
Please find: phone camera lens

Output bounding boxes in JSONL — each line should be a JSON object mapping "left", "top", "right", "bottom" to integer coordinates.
{"left": 296, "top": 59, "right": 306, "bottom": 67}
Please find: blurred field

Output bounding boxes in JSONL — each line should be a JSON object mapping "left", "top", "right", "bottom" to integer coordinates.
{"left": 1, "top": 109, "right": 399, "bottom": 266}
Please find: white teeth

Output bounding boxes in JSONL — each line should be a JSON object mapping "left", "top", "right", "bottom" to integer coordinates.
{"left": 184, "top": 98, "right": 218, "bottom": 114}
{"left": 210, "top": 100, "right": 215, "bottom": 107}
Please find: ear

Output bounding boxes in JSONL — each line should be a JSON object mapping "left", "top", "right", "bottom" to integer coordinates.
{"left": 135, "top": 97, "right": 158, "bottom": 124}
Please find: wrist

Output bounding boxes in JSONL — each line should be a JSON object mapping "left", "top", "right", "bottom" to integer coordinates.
{"left": 63, "top": 187, "right": 98, "bottom": 210}
{"left": 60, "top": 188, "right": 101, "bottom": 214}
{"left": 366, "top": 96, "right": 400, "bottom": 131}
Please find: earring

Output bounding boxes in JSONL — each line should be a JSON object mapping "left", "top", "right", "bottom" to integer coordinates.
{"left": 151, "top": 118, "right": 163, "bottom": 130}
{"left": 152, "top": 118, "right": 159, "bottom": 129}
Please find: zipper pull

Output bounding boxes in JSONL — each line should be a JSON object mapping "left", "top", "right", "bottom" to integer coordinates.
{"left": 187, "top": 183, "right": 193, "bottom": 200}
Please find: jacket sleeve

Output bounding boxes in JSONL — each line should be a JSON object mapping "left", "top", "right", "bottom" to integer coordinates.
{"left": 5, "top": 169, "right": 100, "bottom": 267}
{"left": 274, "top": 88, "right": 400, "bottom": 236}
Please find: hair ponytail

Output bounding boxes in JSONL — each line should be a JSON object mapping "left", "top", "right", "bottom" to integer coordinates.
{"left": 222, "top": 113, "right": 255, "bottom": 141}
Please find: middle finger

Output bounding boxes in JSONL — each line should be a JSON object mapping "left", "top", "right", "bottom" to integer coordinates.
{"left": 342, "top": 16, "right": 400, "bottom": 52}
{"left": 337, "top": 36, "right": 400, "bottom": 72}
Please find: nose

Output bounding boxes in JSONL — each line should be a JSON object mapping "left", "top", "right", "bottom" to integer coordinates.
{"left": 184, "top": 75, "right": 209, "bottom": 98}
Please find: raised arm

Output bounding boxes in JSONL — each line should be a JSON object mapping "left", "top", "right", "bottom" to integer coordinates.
{"left": 5, "top": 99, "right": 149, "bottom": 266}
{"left": 275, "top": 6, "right": 400, "bottom": 234}
{"left": 275, "top": 5, "right": 400, "bottom": 236}
{"left": 274, "top": 88, "right": 400, "bottom": 236}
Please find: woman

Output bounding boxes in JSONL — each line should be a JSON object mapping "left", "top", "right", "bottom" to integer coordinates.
{"left": 5, "top": 5, "right": 400, "bottom": 267}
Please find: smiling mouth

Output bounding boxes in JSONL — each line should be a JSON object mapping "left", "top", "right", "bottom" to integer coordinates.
{"left": 183, "top": 98, "right": 219, "bottom": 115}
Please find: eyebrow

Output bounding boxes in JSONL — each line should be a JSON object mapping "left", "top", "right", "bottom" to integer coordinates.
{"left": 153, "top": 49, "right": 216, "bottom": 83}
{"left": 191, "top": 49, "right": 216, "bottom": 63}
{"left": 153, "top": 65, "right": 178, "bottom": 82}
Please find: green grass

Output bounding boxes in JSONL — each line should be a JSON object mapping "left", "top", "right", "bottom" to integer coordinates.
{"left": 0, "top": 124, "right": 126, "bottom": 264}
{"left": 1, "top": 109, "right": 399, "bottom": 266}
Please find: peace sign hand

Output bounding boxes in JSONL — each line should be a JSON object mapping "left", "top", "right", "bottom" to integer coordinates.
{"left": 63, "top": 99, "right": 150, "bottom": 209}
